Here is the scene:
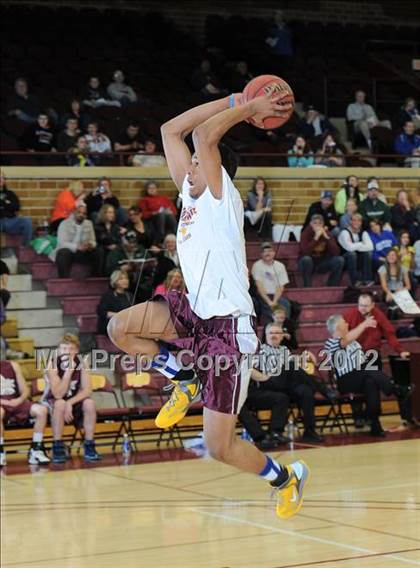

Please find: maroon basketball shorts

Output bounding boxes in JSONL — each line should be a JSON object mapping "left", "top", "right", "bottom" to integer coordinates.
{"left": 2, "top": 400, "right": 33, "bottom": 425}
{"left": 153, "top": 291, "right": 258, "bottom": 414}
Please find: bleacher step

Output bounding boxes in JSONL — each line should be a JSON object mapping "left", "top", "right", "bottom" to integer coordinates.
{"left": 7, "top": 290, "right": 47, "bottom": 310}
{"left": 32, "top": 262, "right": 93, "bottom": 281}
{"left": 62, "top": 296, "right": 101, "bottom": 315}
{"left": 19, "top": 327, "right": 67, "bottom": 348}
{"left": 7, "top": 337, "right": 35, "bottom": 356}
{"left": 2, "top": 318, "right": 18, "bottom": 338}
{"left": 9, "top": 308, "right": 63, "bottom": 328}
{"left": 7, "top": 274, "right": 32, "bottom": 292}
{"left": 47, "top": 278, "right": 109, "bottom": 296}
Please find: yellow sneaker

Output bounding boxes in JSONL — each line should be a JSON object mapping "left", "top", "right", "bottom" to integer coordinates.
{"left": 155, "top": 375, "right": 201, "bottom": 429}
{"left": 273, "top": 460, "right": 310, "bottom": 519}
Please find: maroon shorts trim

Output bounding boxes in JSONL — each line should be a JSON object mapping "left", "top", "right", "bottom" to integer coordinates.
{"left": 2, "top": 400, "right": 33, "bottom": 425}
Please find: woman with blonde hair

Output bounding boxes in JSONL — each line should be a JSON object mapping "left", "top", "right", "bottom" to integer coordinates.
{"left": 96, "top": 269, "right": 133, "bottom": 334}
{"left": 50, "top": 180, "right": 86, "bottom": 232}
{"left": 154, "top": 268, "right": 185, "bottom": 296}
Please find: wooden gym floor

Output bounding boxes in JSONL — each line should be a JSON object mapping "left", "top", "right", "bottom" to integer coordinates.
{"left": 1, "top": 431, "right": 420, "bottom": 568}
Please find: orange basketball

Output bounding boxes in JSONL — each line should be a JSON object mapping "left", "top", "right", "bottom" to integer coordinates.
{"left": 242, "top": 74, "right": 294, "bottom": 130}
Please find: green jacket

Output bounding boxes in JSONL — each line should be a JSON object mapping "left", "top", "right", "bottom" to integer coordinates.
{"left": 334, "top": 188, "right": 365, "bottom": 215}
{"left": 359, "top": 198, "right": 391, "bottom": 225}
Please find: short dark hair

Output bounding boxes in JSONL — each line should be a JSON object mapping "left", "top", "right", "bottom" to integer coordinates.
{"left": 219, "top": 143, "right": 239, "bottom": 179}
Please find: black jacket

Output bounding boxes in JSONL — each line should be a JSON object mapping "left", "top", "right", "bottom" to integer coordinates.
{"left": 0, "top": 187, "right": 20, "bottom": 218}
{"left": 95, "top": 222, "right": 122, "bottom": 248}
{"left": 86, "top": 193, "right": 120, "bottom": 217}
{"left": 391, "top": 204, "right": 417, "bottom": 233}
{"left": 96, "top": 290, "right": 133, "bottom": 334}
{"left": 303, "top": 201, "right": 338, "bottom": 229}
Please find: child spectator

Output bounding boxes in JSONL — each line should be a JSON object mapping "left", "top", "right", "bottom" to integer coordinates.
{"left": 272, "top": 305, "right": 298, "bottom": 350}
{"left": 44, "top": 334, "right": 101, "bottom": 463}
{"left": 244, "top": 177, "right": 273, "bottom": 239}
{"left": 23, "top": 113, "right": 56, "bottom": 152}
{"left": 85, "top": 122, "right": 112, "bottom": 155}
{"left": 96, "top": 270, "right": 133, "bottom": 335}
{"left": 393, "top": 231, "right": 415, "bottom": 270}
{"left": 334, "top": 175, "right": 365, "bottom": 215}
{"left": 0, "top": 360, "right": 50, "bottom": 466}
{"left": 50, "top": 181, "right": 86, "bottom": 233}
{"left": 82, "top": 76, "right": 121, "bottom": 108}
{"left": 107, "top": 70, "right": 138, "bottom": 106}
{"left": 368, "top": 219, "right": 397, "bottom": 270}
{"left": 154, "top": 268, "right": 185, "bottom": 296}
{"left": 57, "top": 117, "right": 80, "bottom": 152}
{"left": 0, "top": 173, "right": 33, "bottom": 245}
{"left": 378, "top": 249, "right": 411, "bottom": 308}
{"left": 139, "top": 180, "right": 178, "bottom": 243}
{"left": 67, "top": 136, "right": 97, "bottom": 167}
{"left": 287, "top": 136, "right": 314, "bottom": 167}
{"left": 298, "top": 215, "right": 344, "bottom": 287}
{"left": 339, "top": 198, "right": 358, "bottom": 230}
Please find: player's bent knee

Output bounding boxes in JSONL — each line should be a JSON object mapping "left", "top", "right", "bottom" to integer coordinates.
{"left": 53, "top": 399, "right": 66, "bottom": 412}
{"left": 107, "top": 314, "right": 123, "bottom": 344}
{"left": 82, "top": 398, "right": 96, "bottom": 412}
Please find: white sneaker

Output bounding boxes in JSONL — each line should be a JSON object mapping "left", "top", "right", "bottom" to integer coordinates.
{"left": 28, "top": 446, "right": 50, "bottom": 465}
{"left": 0, "top": 449, "right": 6, "bottom": 467}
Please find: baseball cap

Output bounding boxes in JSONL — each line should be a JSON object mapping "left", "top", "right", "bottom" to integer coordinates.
{"left": 367, "top": 180, "right": 379, "bottom": 190}
{"left": 261, "top": 242, "right": 274, "bottom": 251}
{"left": 321, "top": 190, "right": 333, "bottom": 199}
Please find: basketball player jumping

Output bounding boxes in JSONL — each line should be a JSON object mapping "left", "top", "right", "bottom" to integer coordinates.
{"left": 108, "top": 88, "right": 310, "bottom": 518}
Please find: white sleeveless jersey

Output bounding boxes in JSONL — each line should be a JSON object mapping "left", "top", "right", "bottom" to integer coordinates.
{"left": 177, "top": 167, "right": 255, "bottom": 320}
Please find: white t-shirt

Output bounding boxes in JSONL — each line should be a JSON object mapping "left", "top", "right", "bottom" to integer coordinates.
{"left": 177, "top": 167, "right": 255, "bottom": 320}
{"left": 251, "top": 259, "right": 289, "bottom": 295}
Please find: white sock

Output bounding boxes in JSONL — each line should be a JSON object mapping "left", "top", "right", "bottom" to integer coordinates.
{"left": 151, "top": 346, "right": 181, "bottom": 379}
{"left": 32, "top": 432, "right": 43, "bottom": 444}
{"left": 258, "top": 456, "right": 287, "bottom": 482}
{"left": 0, "top": 436, "right": 4, "bottom": 446}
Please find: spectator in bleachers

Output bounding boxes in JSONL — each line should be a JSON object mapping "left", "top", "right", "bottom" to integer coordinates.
{"left": 114, "top": 122, "right": 144, "bottom": 163}
{"left": 334, "top": 175, "right": 365, "bottom": 216}
{"left": 303, "top": 191, "right": 339, "bottom": 235}
{"left": 251, "top": 242, "right": 291, "bottom": 324}
{"left": 378, "top": 249, "right": 411, "bottom": 310}
{"left": 244, "top": 177, "right": 273, "bottom": 239}
{"left": 339, "top": 198, "right": 358, "bottom": 230}
{"left": 154, "top": 268, "right": 185, "bottom": 296}
{"left": 51, "top": 203, "right": 103, "bottom": 278}
{"left": 57, "top": 117, "right": 80, "bottom": 153}
{"left": 346, "top": 90, "right": 391, "bottom": 150}
{"left": 45, "top": 334, "right": 101, "bottom": 463}
{"left": 85, "top": 177, "right": 126, "bottom": 225}
{"left": 0, "top": 360, "right": 50, "bottom": 467}
{"left": 95, "top": 204, "right": 124, "bottom": 267}
{"left": 23, "top": 113, "right": 56, "bottom": 153}
{"left": 391, "top": 189, "right": 419, "bottom": 241}
{"left": 394, "top": 121, "right": 420, "bottom": 168}
{"left": 192, "top": 59, "right": 227, "bottom": 99}
{"left": 85, "top": 122, "right": 112, "bottom": 155}
{"left": 67, "top": 136, "right": 97, "bottom": 167}
{"left": 230, "top": 61, "right": 254, "bottom": 92}
{"left": 163, "top": 233, "right": 180, "bottom": 267}
{"left": 368, "top": 219, "right": 397, "bottom": 270}
{"left": 82, "top": 76, "right": 121, "bottom": 109}
{"left": 315, "top": 134, "right": 344, "bottom": 167}
{"left": 325, "top": 314, "right": 411, "bottom": 437}
{"left": 132, "top": 139, "right": 167, "bottom": 167}
{"left": 7, "top": 77, "right": 40, "bottom": 124}
{"left": 298, "top": 214, "right": 345, "bottom": 288}
{"left": 272, "top": 305, "right": 298, "bottom": 350}
{"left": 287, "top": 136, "right": 314, "bottom": 168}
{"left": 299, "top": 106, "right": 336, "bottom": 141}
{"left": 96, "top": 270, "right": 133, "bottom": 335}
{"left": 393, "top": 231, "right": 415, "bottom": 272}
{"left": 414, "top": 239, "right": 420, "bottom": 287}
{"left": 366, "top": 177, "right": 387, "bottom": 204}
{"left": 265, "top": 10, "right": 293, "bottom": 57}
{"left": 107, "top": 70, "right": 137, "bottom": 106}
{"left": 395, "top": 97, "right": 420, "bottom": 130}
{"left": 338, "top": 213, "right": 374, "bottom": 286}
{"left": 253, "top": 323, "right": 326, "bottom": 444}
{"left": 0, "top": 173, "right": 33, "bottom": 245}
{"left": 50, "top": 180, "right": 86, "bottom": 233}
{"left": 139, "top": 180, "right": 178, "bottom": 243}
{"left": 61, "top": 99, "right": 90, "bottom": 131}
{"left": 359, "top": 182, "right": 391, "bottom": 227}
{"left": 125, "top": 205, "right": 157, "bottom": 250}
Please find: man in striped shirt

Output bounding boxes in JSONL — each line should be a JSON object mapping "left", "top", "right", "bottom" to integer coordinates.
{"left": 324, "top": 314, "right": 412, "bottom": 436}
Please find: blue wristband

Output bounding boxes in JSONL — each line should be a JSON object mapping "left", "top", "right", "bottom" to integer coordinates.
{"left": 229, "top": 93, "right": 235, "bottom": 108}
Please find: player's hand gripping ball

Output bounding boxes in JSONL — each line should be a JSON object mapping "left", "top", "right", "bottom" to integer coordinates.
{"left": 242, "top": 74, "right": 294, "bottom": 129}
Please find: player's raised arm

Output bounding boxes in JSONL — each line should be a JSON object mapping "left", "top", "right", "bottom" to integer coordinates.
{"left": 161, "top": 96, "right": 236, "bottom": 191}
{"left": 192, "top": 89, "right": 291, "bottom": 199}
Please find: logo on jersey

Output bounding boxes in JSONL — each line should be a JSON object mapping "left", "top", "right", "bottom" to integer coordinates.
{"left": 178, "top": 206, "right": 197, "bottom": 244}
{"left": 0, "top": 375, "right": 17, "bottom": 397}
